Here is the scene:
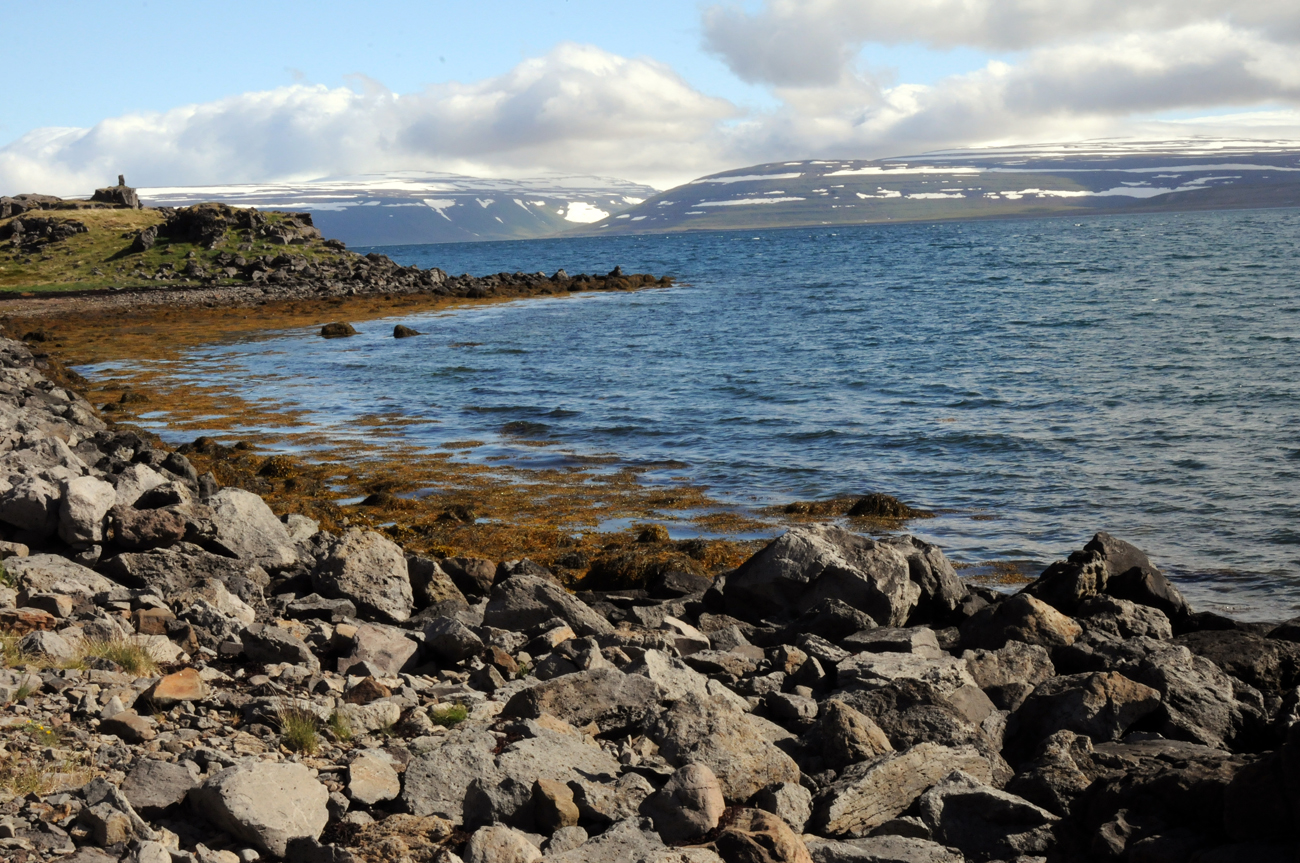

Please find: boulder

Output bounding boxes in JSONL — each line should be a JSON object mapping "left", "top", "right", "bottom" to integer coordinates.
{"left": 881, "top": 535, "right": 968, "bottom": 624}
{"left": 99, "top": 542, "right": 269, "bottom": 603}
{"left": 408, "top": 555, "right": 469, "bottom": 611}
{"left": 145, "top": 668, "right": 208, "bottom": 708}
{"left": 841, "top": 627, "right": 943, "bottom": 658}
{"left": 19, "top": 629, "right": 79, "bottom": 661}
{"left": 836, "top": 651, "right": 976, "bottom": 697}
{"left": 959, "top": 593, "right": 1082, "bottom": 651}
{"left": 1120, "top": 642, "right": 1255, "bottom": 750}
{"left": 111, "top": 505, "right": 187, "bottom": 551}
{"left": 336, "top": 699, "right": 402, "bottom": 734}
{"left": 715, "top": 808, "right": 813, "bottom": 863}
{"left": 0, "top": 476, "right": 61, "bottom": 536}
{"left": 534, "top": 777, "right": 580, "bottom": 832}
{"left": 112, "top": 463, "right": 168, "bottom": 508}
{"left": 503, "top": 667, "right": 661, "bottom": 733}
{"left": 649, "top": 692, "right": 801, "bottom": 801}
{"left": 484, "top": 575, "right": 613, "bottom": 637}
{"left": 463, "top": 825, "right": 543, "bottom": 863}
{"left": 816, "top": 700, "right": 894, "bottom": 770}
{"left": 544, "top": 817, "right": 681, "bottom": 863}
{"left": 1004, "top": 730, "right": 1098, "bottom": 817}
{"left": 916, "top": 770, "right": 1057, "bottom": 860}
{"left": 337, "top": 623, "right": 419, "bottom": 675}
{"left": 1005, "top": 671, "right": 1161, "bottom": 762}
{"left": 312, "top": 529, "right": 413, "bottom": 623}
{"left": 1021, "top": 532, "right": 1190, "bottom": 620}
{"left": 58, "top": 475, "right": 117, "bottom": 547}
{"left": 1076, "top": 594, "right": 1172, "bottom": 640}
{"left": 423, "top": 616, "right": 485, "bottom": 664}
{"left": 752, "top": 782, "right": 814, "bottom": 834}
{"left": 441, "top": 556, "right": 497, "bottom": 597}
{"left": 122, "top": 758, "right": 201, "bottom": 816}
{"left": 242, "top": 623, "right": 320, "bottom": 672}
{"left": 804, "top": 836, "right": 964, "bottom": 863}
{"left": 834, "top": 681, "right": 1000, "bottom": 763}
{"left": 810, "top": 743, "right": 994, "bottom": 838}
{"left": 204, "top": 488, "right": 300, "bottom": 570}
{"left": 724, "top": 525, "right": 920, "bottom": 627}
{"left": 961, "top": 641, "right": 1055, "bottom": 711}
{"left": 347, "top": 751, "right": 401, "bottom": 806}
{"left": 626, "top": 649, "right": 712, "bottom": 702}
{"left": 640, "top": 763, "right": 726, "bottom": 843}
{"left": 9, "top": 553, "right": 115, "bottom": 599}
{"left": 401, "top": 731, "right": 499, "bottom": 823}
{"left": 1176, "top": 629, "right": 1300, "bottom": 696}
{"left": 100, "top": 710, "right": 157, "bottom": 743}
{"left": 192, "top": 761, "right": 329, "bottom": 857}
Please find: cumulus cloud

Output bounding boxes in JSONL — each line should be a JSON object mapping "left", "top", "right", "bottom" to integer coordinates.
{"left": 5, "top": 9, "right": 1300, "bottom": 196}
{"left": 0, "top": 44, "right": 737, "bottom": 195}
{"left": 703, "top": 0, "right": 1300, "bottom": 86}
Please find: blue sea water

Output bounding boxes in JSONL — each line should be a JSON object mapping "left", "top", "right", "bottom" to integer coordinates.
{"left": 124, "top": 209, "right": 1300, "bottom": 619}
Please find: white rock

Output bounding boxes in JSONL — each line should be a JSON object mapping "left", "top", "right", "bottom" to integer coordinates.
{"left": 58, "top": 475, "right": 118, "bottom": 547}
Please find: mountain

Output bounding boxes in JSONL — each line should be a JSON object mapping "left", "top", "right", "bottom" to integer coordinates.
{"left": 568, "top": 139, "right": 1300, "bottom": 236}
{"left": 139, "top": 172, "right": 657, "bottom": 247}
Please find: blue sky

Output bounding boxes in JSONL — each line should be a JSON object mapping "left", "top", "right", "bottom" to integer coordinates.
{"left": 2, "top": 0, "right": 1298, "bottom": 192}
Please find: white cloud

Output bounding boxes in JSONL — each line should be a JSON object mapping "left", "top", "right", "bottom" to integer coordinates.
{"left": 0, "top": 43, "right": 737, "bottom": 195}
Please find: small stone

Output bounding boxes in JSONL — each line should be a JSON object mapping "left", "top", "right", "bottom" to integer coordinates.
{"left": 131, "top": 606, "right": 176, "bottom": 635}
{"left": 343, "top": 676, "right": 392, "bottom": 705}
{"left": 100, "top": 709, "right": 157, "bottom": 743}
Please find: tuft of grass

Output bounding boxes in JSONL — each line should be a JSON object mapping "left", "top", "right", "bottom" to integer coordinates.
{"left": 13, "top": 682, "right": 34, "bottom": 702}
{"left": 277, "top": 708, "right": 320, "bottom": 755}
{"left": 72, "top": 639, "right": 159, "bottom": 676}
{"left": 0, "top": 561, "right": 12, "bottom": 589}
{"left": 0, "top": 745, "right": 94, "bottom": 799}
{"left": 0, "top": 630, "right": 32, "bottom": 668}
{"left": 23, "top": 719, "right": 60, "bottom": 745}
{"left": 326, "top": 711, "right": 353, "bottom": 743}
{"left": 429, "top": 703, "right": 468, "bottom": 728}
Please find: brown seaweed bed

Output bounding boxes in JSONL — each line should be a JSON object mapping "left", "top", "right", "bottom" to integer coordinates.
{"left": 0, "top": 285, "right": 985, "bottom": 590}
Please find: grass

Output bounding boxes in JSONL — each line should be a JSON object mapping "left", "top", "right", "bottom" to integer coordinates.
{"left": 0, "top": 207, "right": 349, "bottom": 293}
{"left": 429, "top": 703, "right": 468, "bottom": 728}
{"left": 73, "top": 639, "right": 159, "bottom": 676}
{"left": 0, "top": 630, "right": 29, "bottom": 668}
{"left": 277, "top": 707, "right": 321, "bottom": 755}
{"left": 0, "top": 561, "right": 12, "bottom": 589}
{"left": 327, "top": 711, "right": 353, "bottom": 743}
{"left": 12, "top": 682, "right": 34, "bottom": 702}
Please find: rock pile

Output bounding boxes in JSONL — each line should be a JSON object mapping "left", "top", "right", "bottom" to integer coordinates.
{"left": 1, "top": 337, "right": 1298, "bottom": 863}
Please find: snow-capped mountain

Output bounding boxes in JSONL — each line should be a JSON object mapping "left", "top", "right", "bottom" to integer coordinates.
{"left": 139, "top": 172, "right": 656, "bottom": 246}
{"left": 568, "top": 138, "right": 1300, "bottom": 235}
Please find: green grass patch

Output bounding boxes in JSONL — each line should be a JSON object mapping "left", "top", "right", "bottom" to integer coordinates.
{"left": 0, "top": 630, "right": 33, "bottom": 669}
{"left": 73, "top": 638, "right": 159, "bottom": 676}
{"left": 429, "top": 703, "right": 468, "bottom": 728}
{"left": 0, "top": 561, "right": 12, "bottom": 589}
{"left": 277, "top": 707, "right": 320, "bottom": 755}
{"left": 327, "top": 711, "right": 353, "bottom": 743}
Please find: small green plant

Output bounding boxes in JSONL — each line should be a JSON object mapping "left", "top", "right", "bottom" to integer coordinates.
{"left": 0, "top": 561, "right": 13, "bottom": 589}
{"left": 327, "top": 711, "right": 353, "bottom": 743}
{"left": 0, "top": 630, "right": 31, "bottom": 668}
{"left": 72, "top": 639, "right": 158, "bottom": 676}
{"left": 277, "top": 708, "right": 320, "bottom": 755}
{"left": 429, "top": 703, "right": 468, "bottom": 728}
{"left": 12, "top": 682, "right": 34, "bottom": 702}
{"left": 514, "top": 662, "right": 533, "bottom": 680}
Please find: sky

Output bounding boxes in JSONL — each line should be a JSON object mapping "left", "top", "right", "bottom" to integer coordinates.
{"left": 3, "top": 0, "right": 1300, "bottom": 193}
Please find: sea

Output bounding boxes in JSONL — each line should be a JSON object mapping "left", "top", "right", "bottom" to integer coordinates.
{"left": 128, "top": 208, "right": 1300, "bottom": 620}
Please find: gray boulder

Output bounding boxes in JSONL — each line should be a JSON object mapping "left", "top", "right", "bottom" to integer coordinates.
{"left": 753, "top": 781, "right": 814, "bottom": 834}
{"left": 837, "top": 651, "right": 976, "bottom": 697}
{"left": 19, "top": 629, "right": 79, "bottom": 661}
{"left": 625, "top": 649, "right": 711, "bottom": 702}
{"left": 816, "top": 700, "right": 895, "bottom": 771}
{"left": 483, "top": 575, "right": 613, "bottom": 637}
{"left": 724, "top": 525, "right": 920, "bottom": 627}
{"left": 0, "top": 476, "right": 61, "bottom": 536}
{"left": 203, "top": 488, "right": 299, "bottom": 570}
{"left": 58, "top": 475, "right": 116, "bottom": 547}
{"left": 347, "top": 751, "right": 401, "bottom": 806}
{"left": 1077, "top": 594, "right": 1173, "bottom": 640}
{"left": 337, "top": 623, "right": 419, "bottom": 675}
{"left": 648, "top": 692, "right": 800, "bottom": 801}
{"left": 466, "top": 729, "right": 620, "bottom": 829}
{"left": 241, "top": 623, "right": 320, "bottom": 672}
{"left": 190, "top": 761, "right": 329, "bottom": 857}
{"left": 881, "top": 535, "right": 968, "bottom": 624}
{"left": 401, "top": 731, "right": 501, "bottom": 823}
{"left": 810, "top": 743, "right": 994, "bottom": 838}
{"left": 503, "top": 667, "right": 661, "bottom": 733}
{"left": 312, "top": 529, "right": 413, "bottom": 623}
{"left": 99, "top": 542, "right": 270, "bottom": 604}
{"left": 122, "top": 758, "right": 201, "bottom": 816}
{"left": 423, "top": 616, "right": 485, "bottom": 663}
{"left": 959, "top": 593, "right": 1082, "bottom": 651}
{"left": 408, "top": 555, "right": 470, "bottom": 611}
{"left": 9, "top": 553, "right": 115, "bottom": 599}
{"left": 962, "top": 641, "right": 1056, "bottom": 712}
{"left": 112, "top": 463, "right": 168, "bottom": 508}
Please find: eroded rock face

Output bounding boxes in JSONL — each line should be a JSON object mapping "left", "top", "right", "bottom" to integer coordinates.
{"left": 311, "top": 529, "right": 413, "bottom": 623}
{"left": 724, "top": 525, "right": 921, "bottom": 627}
{"left": 190, "top": 762, "right": 329, "bottom": 857}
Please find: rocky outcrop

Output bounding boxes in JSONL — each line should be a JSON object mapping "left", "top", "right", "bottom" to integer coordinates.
{"left": 1, "top": 336, "right": 1296, "bottom": 863}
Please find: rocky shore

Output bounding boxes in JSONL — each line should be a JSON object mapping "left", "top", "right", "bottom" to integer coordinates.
{"left": 1, "top": 189, "right": 672, "bottom": 311}
{"left": 1, "top": 334, "right": 1298, "bottom": 863}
